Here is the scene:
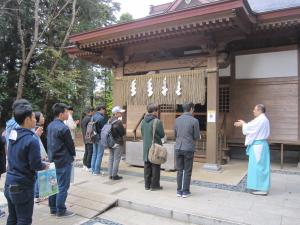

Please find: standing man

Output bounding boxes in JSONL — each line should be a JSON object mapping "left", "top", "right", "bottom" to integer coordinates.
{"left": 64, "top": 106, "right": 79, "bottom": 141}
{"left": 174, "top": 102, "right": 200, "bottom": 198}
{"left": 91, "top": 104, "right": 107, "bottom": 175}
{"left": 141, "top": 103, "right": 165, "bottom": 191}
{"left": 47, "top": 103, "right": 76, "bottom": 217}
{"left": 5, "top": 99, "right": 30, "bottom": 149}
{"left": 81, "top": 107, "right": 94, "bottom": 171}
{"left": 234, "top": 104, "right": 270, "bottom": 195}
{"left": 4, "top": 100, "right": 49, "bottom": 224}
{"left": 108, "top": 106, "right": 126, "bottom": 180}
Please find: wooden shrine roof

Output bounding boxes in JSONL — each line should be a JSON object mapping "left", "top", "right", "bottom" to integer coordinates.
{"left": 67, "top": 0, "right": 300, "bottom": 66}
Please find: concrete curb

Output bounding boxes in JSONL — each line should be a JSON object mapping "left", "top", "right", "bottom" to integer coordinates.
{"left": 118, "top": 199, "right": 249, "bottom": 225}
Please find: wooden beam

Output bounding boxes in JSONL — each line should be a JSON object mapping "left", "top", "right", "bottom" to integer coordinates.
{"left": 123, "top": 56, "right": 207, "bottom": 74}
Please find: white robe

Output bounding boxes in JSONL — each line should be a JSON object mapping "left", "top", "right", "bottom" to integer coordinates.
{"left": 242, "top": 113, "right": 270, "bottom": 146}
{"left": 64, "top": 114, "right": 77, "bottom": 140}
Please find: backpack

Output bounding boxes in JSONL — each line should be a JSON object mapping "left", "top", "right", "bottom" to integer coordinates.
{"left": 85, "top": 119, "right": 99, "bottom": 144}
{"left": 100, "top": 120, "right": 118, "bottom": 149}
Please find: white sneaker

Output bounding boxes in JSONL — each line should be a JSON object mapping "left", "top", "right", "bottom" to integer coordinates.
{"left": 92, "top": 172, "right": 100, "bottom": 176}
{"left": 100, "top": 171, "right": 105, "bottom": 176}
{"left": 251, "top": 191, "right": 268, "bottom": 196}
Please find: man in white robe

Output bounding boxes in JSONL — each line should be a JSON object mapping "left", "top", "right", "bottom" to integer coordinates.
{"left": 234, "top": 104, "right": 270, "bottom": 195}
{"left": 64, "top": 107, "right": 79, "bottom": 141}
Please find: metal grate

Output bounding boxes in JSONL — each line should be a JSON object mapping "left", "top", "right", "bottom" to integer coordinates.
{"left": 219, "top": 86, "right": 230, "bottom": 112}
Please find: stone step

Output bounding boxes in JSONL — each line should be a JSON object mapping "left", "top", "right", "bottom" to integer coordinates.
{"left": 67, "top": 185, "right": 118, "bottom": 219}
{"left": 98, "top": 206, "right": 198, "bottom": 225}
{"left": 118, "top": 199, "right": 248, "bottom": 225}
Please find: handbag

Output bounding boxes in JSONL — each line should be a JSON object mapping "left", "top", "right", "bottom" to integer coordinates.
{"left": 37, "top": 163, "right": 59, "bottom": 198}
{"left": 148, "top": 119, "right": 167, "bottom": 165}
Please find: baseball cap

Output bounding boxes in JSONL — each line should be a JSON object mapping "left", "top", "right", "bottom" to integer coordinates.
{"left": 112, "top": 106, "right": 125, "bottom": 114}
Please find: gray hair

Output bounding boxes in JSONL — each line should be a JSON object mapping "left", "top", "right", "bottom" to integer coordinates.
{"left": 256, "top": 104, "right": 266, "bottom": 113}
{"left": 182, "top": 102, "right": 194, "bottom": 112}
{"left": 147, "top": 103, "right": 159, "bottom": 113}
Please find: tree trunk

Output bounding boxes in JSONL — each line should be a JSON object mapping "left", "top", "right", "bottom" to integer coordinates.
{"left": 16, "top": 64, "right": 27, "bottom": 99}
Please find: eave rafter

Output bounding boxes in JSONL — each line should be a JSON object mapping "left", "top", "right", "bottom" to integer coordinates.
{"left": 78, "top": 15, "right": 236, "bottom": 52}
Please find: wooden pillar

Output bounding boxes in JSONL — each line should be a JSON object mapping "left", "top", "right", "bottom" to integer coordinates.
{"left": 112, "top": 67, "right": 124, "bottom": 106}
{"left": 203, "top": 55, "right": 221, "bottom": 171}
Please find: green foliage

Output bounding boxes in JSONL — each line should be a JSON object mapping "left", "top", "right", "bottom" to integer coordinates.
{"left": 0, "top": 0, "right": 120, "bottom": 125}
{"left": 118, "top": 12, "right": 134, "bottom": 23}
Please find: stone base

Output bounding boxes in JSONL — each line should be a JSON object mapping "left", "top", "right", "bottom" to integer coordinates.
{"left": 126, "top": 141, "right": 176, "bottom": 170}
{"left": 202, "top": 163, "right": 222, "bottom": 172}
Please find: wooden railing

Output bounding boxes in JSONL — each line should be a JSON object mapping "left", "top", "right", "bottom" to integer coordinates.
{"left": 132, "top": 113, "right": 145, "bottom": 141}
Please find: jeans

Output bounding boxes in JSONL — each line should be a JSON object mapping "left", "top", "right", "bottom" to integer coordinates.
{"left": 91, "top": 142, "right": 104, "bottom": 174}
{"left": 83, "top": 143, "right": 93, "bottom": 168}
{"left": 144, "top": 161, "right": 161, "bottom": 189}
{"left": 48, "top": 163, "right": 72, "bottom": 214}
{"left": 175, "top": 150, "right": 194, "bottom": 192}
{"left": 108, "top": 145, "right": 123, "bottom": 177}
{"left": 4, "top": 185, "right": 34, "bottom": 225}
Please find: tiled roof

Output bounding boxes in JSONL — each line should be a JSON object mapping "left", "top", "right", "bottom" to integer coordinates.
{"left": 149, "top": 0, "right": 300, "bottom": 15}
{"left": 149, "top": 2, "right": 173, "bottom": 15}
{"left": 248, "top": 0, "right": 300, "bottom": 13}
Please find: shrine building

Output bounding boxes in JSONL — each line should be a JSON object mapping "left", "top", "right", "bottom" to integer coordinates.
{"left": 67, "top": 0, "right": 300, "bottom": 170}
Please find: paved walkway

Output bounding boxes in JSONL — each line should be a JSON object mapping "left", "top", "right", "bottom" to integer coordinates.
{"left": 0, "top": 149, "right": 299, "bottom": 225}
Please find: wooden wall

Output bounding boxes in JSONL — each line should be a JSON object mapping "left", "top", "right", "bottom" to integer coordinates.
{"left": 229, "top": 77, "right": 299, "bottom": 141}
{"left": 126, "top": 105, "right": 145, "bottom": 138}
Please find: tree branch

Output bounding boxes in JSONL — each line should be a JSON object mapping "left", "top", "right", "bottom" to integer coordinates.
{"left": 16, "top": 3, "right": 26, "bottom": 62}
{"left": 24, "top": 0, "right": 40, "bottom": 64}
{"left": 0, "top": 0, "right": 12, "bottom": 17}
{"left": 38, "top": 0, "right": 72, "bottom": 41}
{"left": 49, "top": 0, "right": 78, "bottom": 76}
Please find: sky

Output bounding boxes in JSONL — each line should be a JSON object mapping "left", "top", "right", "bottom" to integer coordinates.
{"left": 116, "top": 0, "right": 172, "bottom": 19}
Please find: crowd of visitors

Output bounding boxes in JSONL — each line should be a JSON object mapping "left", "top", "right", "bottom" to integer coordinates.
{"left": 0, "top": 98, "right": 271, "bottom": 224}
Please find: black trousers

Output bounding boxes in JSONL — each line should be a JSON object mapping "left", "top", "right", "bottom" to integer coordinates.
{"left": 175, "top": 150, "right": 194, "bottom": 192}
{"left": 144, "top": 161, "right": 161, "bottom": 189}
{"left": 83, "top": 143, "right": 93, "bottom": 168}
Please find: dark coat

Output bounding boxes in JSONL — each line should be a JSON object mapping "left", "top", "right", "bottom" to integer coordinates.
{"left": 0, "top": 131, "right": 6, "bottom": 176}
{"left": 110, "top": 116, "right": 126, "bottom": 145}
{"left": 81, "top": 115, "right": 92, "bottom": 144}
{"left": 5, "top": 128, "right": 45, "bottom": 188}
{"left": 141, "top": 114, "right": 165, "bottom": 162}
{"left": 174, "top": 112, "right": 200, "bottom": 152}
{"left": 47, "top": 119, "right": 76, "bottom": 168}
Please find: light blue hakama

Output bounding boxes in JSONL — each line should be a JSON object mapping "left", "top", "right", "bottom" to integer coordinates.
{"left": 246, "top": 140, "right": 270, "bottom": 192}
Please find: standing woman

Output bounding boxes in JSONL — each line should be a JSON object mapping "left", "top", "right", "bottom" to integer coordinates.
{"left": 141, "top": 103, "right": 165, "bottom": 191}
{"left": 34, "top": 112, "right": 47, "bottom": 202}
{"left": 34, "top": 112, "right": 47, "bottom": 160}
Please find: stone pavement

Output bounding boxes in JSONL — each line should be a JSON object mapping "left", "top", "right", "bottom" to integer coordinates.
{"left": 0, "top": 148, "right": 300, "bottom": 225}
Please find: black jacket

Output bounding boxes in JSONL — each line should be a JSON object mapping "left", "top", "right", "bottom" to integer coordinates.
{"left": 5, "top": 128, "right": 45, "bottom": 188}
{"left": 110, "top": 116, "right": 126, "bottom": 145}
{"left": 0, "top": 131, "right": 6, "bottom": 176}
{"left": 81, "top": 115, "right": 92, "bottom": 144}
{"left": 47, "top": 119, "right": 76, "bottom": 168}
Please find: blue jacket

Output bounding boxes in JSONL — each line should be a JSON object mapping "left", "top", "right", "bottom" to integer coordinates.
{"left": 5, "top": 118, "right": 19, "bottom": 148}
{"left": 92, "top": 112, "right": 107, "bottom": 138}
{"left": 47, "top": 119, "right": 76, "bottom": 168}
{"left": 5, "top": 127, "right": 45, "bottom": 188}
